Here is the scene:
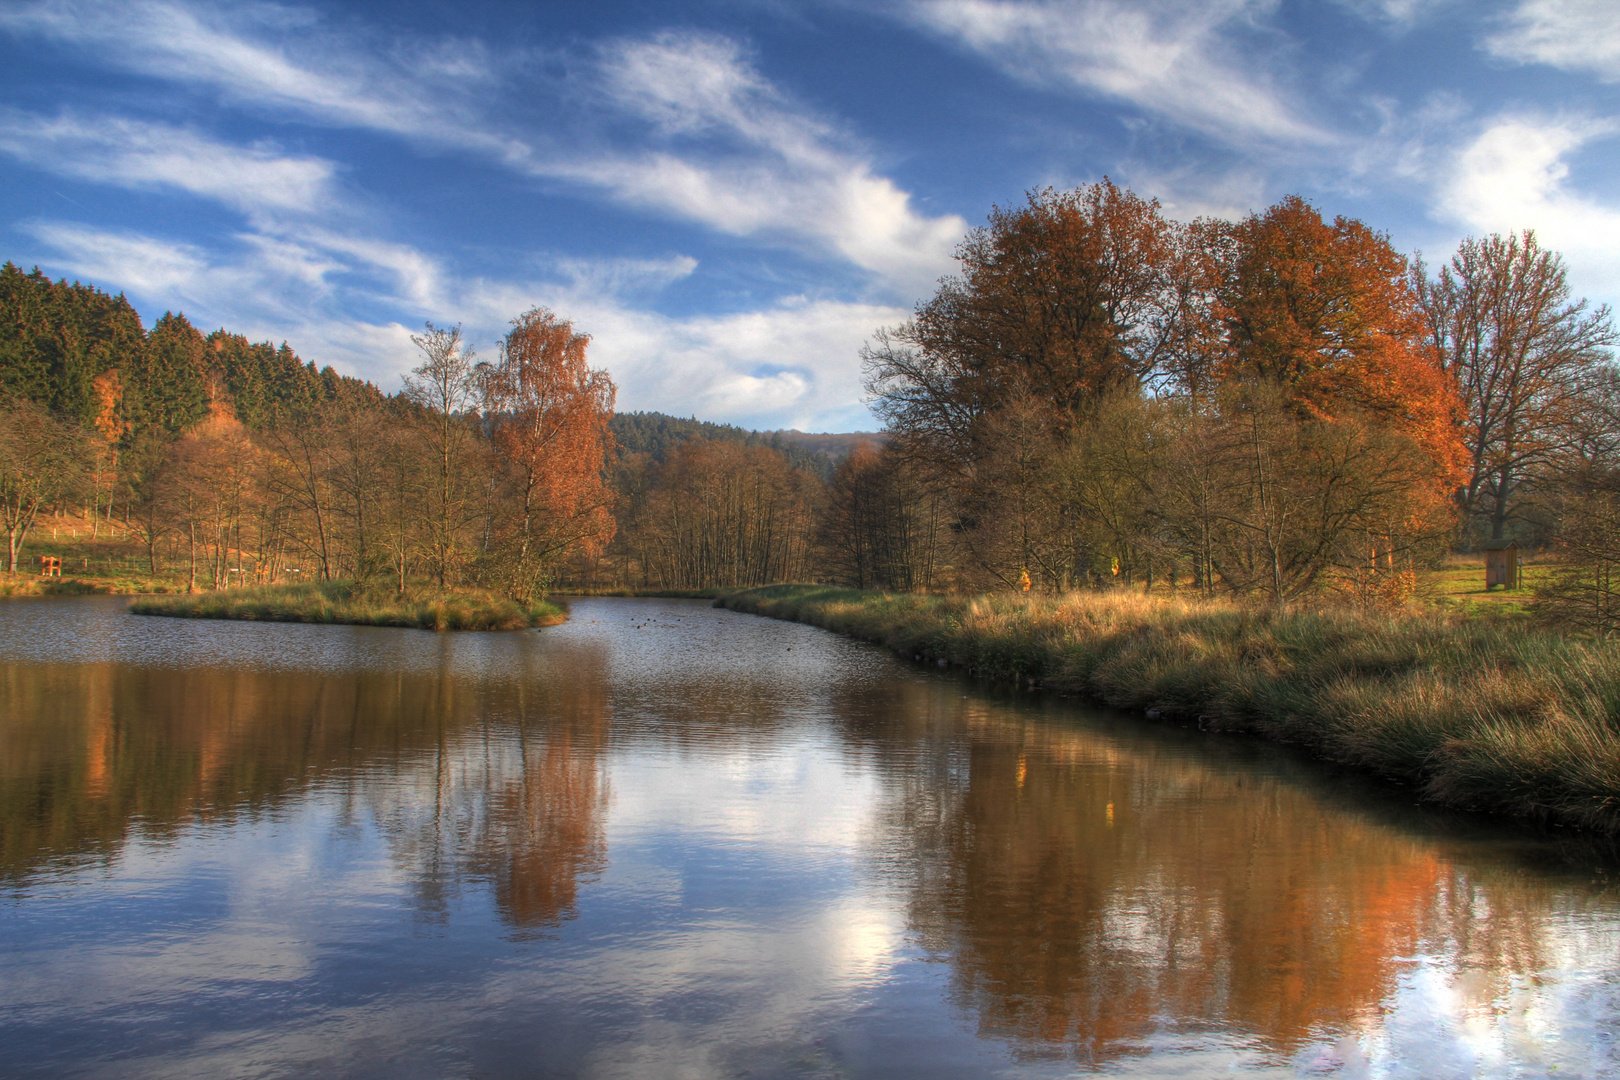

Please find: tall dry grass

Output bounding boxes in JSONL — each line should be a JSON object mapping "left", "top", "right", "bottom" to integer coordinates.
{"left": 131, "top": 581, "right": 566, "bottom": 631}
{"left": 718, "top": 585, "right": 1620, "bottom": 835}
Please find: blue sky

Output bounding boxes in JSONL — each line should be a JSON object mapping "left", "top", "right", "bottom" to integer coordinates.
{"left": 2, "top": 0, "right": 1618, "bottom": 431}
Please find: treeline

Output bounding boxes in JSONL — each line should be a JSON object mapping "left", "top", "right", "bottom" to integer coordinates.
{"left": 1, "top": 271, "right": 617, "bottom": 598}
{"left": 834, "top": 184, "right": 1620, "bottom": 619}
{"left": 611, "top": 411, "right": 836, "bottom": 478}
{"left": 7, "top": 179, "right": 1620, "bottom": 618}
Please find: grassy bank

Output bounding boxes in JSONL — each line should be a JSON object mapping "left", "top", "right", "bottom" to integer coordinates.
{"left": 0, "top": 577, "right": 126, "bottom": 597}
{"left": 564, "top": 587, "right": 734, "bottom": 599}
{"left": 132, "top": 581, "right": 567, "bottom": 631}
{"left": 718, "top": 585, "right": 1620, "bottom": 836}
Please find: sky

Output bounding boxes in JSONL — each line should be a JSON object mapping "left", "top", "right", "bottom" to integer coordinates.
{"left": 2, "top": 0, "right": 1619, "bottom": 432}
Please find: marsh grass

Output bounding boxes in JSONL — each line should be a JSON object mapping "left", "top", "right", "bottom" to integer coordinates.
{"left": 131, "top": 581, "right": 566, "bottom": 631}
{"left": 719, "top": 585, "right": 1620, "bottom": 835}
{"left": 567, "top": 587, "right": 734, "bottom": 599}
{"left": 0, "top": 577, "right": 122, "bottom": 597}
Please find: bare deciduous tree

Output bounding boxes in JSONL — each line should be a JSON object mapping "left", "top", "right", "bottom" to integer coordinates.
{"left": 402, "top": 323, "right": 485, "bottom": 589}
{"left": 1413, "top": 231, "right": 1618, "bottom": 540}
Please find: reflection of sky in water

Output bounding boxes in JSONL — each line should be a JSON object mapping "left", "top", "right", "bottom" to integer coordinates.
{"left": 0, "top": 597, "right": 1618, "bottom": 1078}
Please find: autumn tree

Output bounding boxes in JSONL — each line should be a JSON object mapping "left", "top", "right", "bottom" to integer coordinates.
{"left": 323, "top": 388, "right": 394, "bottom": 586}
{"left": 479, "top": 308, "right": 617, "bottom": 602}
{"left": 1413, "top": 231, "right": 1618, "bottom": 541}
{"left": 261, "top": 404, "right": 341, "bottom": 582}
{"left": 122, "top": 426, "right": 176, "bottom": 574}
{"left": 157, "top": 400, "right": 260, "bottom": 592}
{"left": 1209, "top": 196, "right": 1463, "bottom": 479}
{"left": 1195, "top": 385, "right": 1448, "bottom": 603}
{"left": 865, "top": 180, "right": 1194, "bottom": 471}
{"left": 629, "top": 440, "right": 819, "bottom": 589}
{"left": 1537, "top": 461, "right": 1620, "bottom": 636}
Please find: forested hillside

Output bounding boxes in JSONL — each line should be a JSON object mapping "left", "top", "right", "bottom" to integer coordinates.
{"left": 0, "top": 263, "right": 373, "bottom": 437}
{"left": 611, "top": 411, "right": 836, "bottom": 477}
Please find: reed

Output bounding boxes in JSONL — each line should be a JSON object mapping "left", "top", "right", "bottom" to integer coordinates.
{"left": 718, "top": 585, "right": 1620, "bottom": 835}
{"left": 131, "top": 581, "right": 566, "bottom": 631}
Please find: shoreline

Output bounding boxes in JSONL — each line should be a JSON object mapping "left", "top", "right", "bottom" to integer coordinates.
{"left": 717, "top": 584, "right": 1620, "bottom": 837}
{"left": 130, "top": 581, "right": 567, "bottom": 631}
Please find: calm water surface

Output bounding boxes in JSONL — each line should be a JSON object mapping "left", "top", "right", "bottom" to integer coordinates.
{"left": 1, "top": 596, "right": 1617, "bottom": 1078}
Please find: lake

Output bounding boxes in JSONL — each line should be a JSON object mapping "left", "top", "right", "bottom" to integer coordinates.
{"left": 1, "top": 595, "right": 1616, "bottom": 1078}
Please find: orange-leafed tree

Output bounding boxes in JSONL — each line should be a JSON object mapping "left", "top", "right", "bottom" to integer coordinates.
{"left": 1210, "top": 196, "right": 1465, "bottom": 486}
{"left": 481, "top": 308, "right": 617, "bottom": 601}
{"left": 88, "top": 370, "right": 127, "bottom": 539}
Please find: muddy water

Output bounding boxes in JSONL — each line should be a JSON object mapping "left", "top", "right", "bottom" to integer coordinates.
{"left": 0, "top": 595, "right": 1615, "bottom": 1078}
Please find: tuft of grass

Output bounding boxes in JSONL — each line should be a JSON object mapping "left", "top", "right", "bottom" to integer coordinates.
{"left": 130, "top": 580, "right": 567, "bottom": 631}
{"left": 718, "top": 584, "right": 1620, "bottom": 836}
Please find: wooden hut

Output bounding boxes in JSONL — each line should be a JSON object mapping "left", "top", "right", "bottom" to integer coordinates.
{"left": 1482, "top": 539, "right": 1521, "bottom": 590}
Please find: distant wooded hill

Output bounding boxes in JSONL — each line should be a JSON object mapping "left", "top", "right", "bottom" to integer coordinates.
{"left": 610, "top": 413, "right": 880, "bottom": 479}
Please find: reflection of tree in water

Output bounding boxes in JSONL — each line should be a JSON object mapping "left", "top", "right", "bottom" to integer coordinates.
{"left": 0, "top": 646, "right": 613, "bottom": 936}
{"left": 373, "top": 644, "right": 612, "bottom": 932}
{"left": 0, "top": 661, "right": 464, "bottom": 882}
{"left": 842, "top": 680, "right": 1602, "bottom": 1066}
{"left": 467, "top": 673, "right": 610, "bottom": 930}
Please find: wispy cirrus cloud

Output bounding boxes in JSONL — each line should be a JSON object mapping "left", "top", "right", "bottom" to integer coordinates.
{"left": 562, "top": 32, "right": 965, "bottom": 296}
{"left": 0, "top": 0, "right": 510, "bottom": 149}
{"left": 0, "top": 109, "right": 339, "bottom": 218}
{"left": 0, "top": 2, "right": 962, "bottom": 299}
{"left": 1486, "top": 0, "right": 1620, "bottom": 82}
{"left": 899, "top": 0, "right": 1330, "bottom": 147}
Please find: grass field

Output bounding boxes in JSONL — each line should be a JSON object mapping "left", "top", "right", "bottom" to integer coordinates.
{"left": 130, "top": 581, "right": 567, "bottom": 631}
{"left": 718, "top": 583, "right": 1620, "bottom": 837}
{"left": 3, "top": 522, "right": 186, "bottom": 595}
{"left": 1421, "top": 552, "right": 1551, "bottom": 618}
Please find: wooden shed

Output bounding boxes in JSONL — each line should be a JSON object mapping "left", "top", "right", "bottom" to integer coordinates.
{"left": 1483, "top": 539, "right": 1521, "bottom": 590}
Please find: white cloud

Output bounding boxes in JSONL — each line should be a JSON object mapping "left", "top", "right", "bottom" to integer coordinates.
{"left": 902, "top": 0, "right": 1329, "bottom": 147}
{"left": 580, "top": 295, "right": 903, "bottom": 429}
{"left": 1333, "top": 0, "right": 1455, "bottom": 26}
{"left": 0, "top": 109, "right": 338, "bottom": 218}
{"left": 25, "top": 221, "right": 213, "bottom": 296}
{"left": 1487, "top": 0, "right": 1620, "bottom": 81}
{"left": 1436, "top": 114, "right": 1620, "bottom": 300}
{"left": 564, "top": 32, "right": 965, "bottom": 298}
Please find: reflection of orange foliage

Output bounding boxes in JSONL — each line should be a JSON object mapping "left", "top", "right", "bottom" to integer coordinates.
{"left": 467, "top": 650, "right": 612, "bottom": 929}
{"left": 485, "top": 725, "right": 608, "bottom": 927}
{"left": 883, "top": 690, "right": 1557, "bottom": 1065}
